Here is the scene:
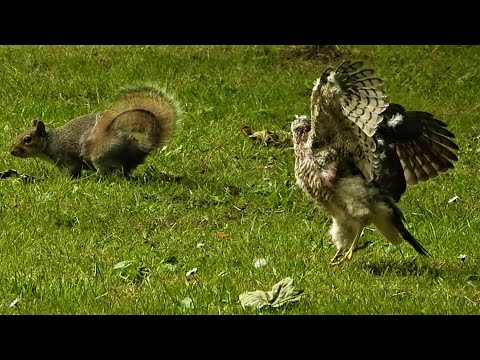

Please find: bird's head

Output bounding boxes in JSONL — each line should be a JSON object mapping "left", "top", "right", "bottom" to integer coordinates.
{"left": 291, "top": 115, "right": 311, "bottom": 146}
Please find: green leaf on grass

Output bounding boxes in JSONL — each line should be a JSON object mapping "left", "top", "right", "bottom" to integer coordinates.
{"left": 180, "top": 297, "right": 194, "bottom": 309}
{"left": 239, "top": 277, "right": 304, "bottom": 309}
{"left": 113, "top": 260, "right": 133, "bottom": 270}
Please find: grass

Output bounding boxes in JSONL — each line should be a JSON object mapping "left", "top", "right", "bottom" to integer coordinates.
{"left": 0, "top": 45, "right": 479, "bottom": 314}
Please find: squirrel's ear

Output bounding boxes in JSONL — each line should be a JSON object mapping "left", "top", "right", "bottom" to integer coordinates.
{"left": 35, "top": 120, "right": 46, "bottom": 136}
{"left": 32, "top": 120, "right": 38, "bottom": 127}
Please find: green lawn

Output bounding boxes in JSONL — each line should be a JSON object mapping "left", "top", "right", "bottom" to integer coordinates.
{"left": 0, "top": 45, "right": 479, "bottom": 314}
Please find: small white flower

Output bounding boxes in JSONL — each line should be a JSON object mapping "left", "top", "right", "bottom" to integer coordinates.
{"left": 458, "top": 254, "right": 467, "bottom": 262}
{"left": 10, "top": 298, "right": 19, "bottom": 308}
{"left": 196, "top": 242, "right": 205, "bottom": 248}
{"left": 186, "top": 267, "right": 198, "bottom": 277}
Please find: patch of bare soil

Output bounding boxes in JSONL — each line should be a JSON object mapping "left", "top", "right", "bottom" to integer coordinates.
{"left": 281, "top": 45, "right": 346, "bottom": 61}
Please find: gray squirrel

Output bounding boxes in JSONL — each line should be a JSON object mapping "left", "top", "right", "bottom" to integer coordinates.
{"left": 9, "top": 86, "right": 180, "bottom": 177}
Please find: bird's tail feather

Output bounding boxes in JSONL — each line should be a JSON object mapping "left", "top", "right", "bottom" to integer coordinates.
{"left": 389, "top": 200, "right": 431, "bottom": 257}
{"left": 395, "top": 220, "right": 431, "bottom": 256}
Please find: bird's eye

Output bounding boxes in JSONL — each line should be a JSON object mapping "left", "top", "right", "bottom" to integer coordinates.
{"left": 23, "top": 136, "right": 32, "bottom": 144}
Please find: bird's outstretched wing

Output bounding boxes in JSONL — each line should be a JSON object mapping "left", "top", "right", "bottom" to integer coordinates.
{"left": 310, "top": 60, "right": 389, "bottom": 181}
{"left": 381, "top": 104, "right": 459, "bottom": 186}
{"left": 320, "top": 60, "right": 388, "bottom": 136}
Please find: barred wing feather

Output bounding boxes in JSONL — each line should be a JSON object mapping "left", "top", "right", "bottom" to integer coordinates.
{"left": 311, "top": 61, "right": 389, "bottom": 181}
{"left": 323, "top": 61, "right": 389, "bottom": 137}
{"left": 385, "top": 108, "right": 459, "bottom": 185}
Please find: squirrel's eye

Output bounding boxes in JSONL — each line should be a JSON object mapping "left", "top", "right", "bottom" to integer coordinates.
{"left": 23, "top": 136, "right": 32, "bottom": 144}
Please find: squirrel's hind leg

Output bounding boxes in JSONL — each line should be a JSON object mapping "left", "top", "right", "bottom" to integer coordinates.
{"left": 93, "top": 160, "right": 133, "bottom": 178}
{"left": 94, "top": 164, "right": 115, "bottom": 176}
{"left": 66, "top": 162, "right": 83, "bottom": 178}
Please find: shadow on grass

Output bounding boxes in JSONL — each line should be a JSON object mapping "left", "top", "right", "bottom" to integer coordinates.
{"left": 362, "top": 256, "right": 479, "bottom": 280}
{"left": 130, "top": 171, "right": 184, "bottom": 184}
{"left": 87, "top": 165, "right": 185, "bottom": 184}
{"left": 362, "top": 258, "right": 441, "bottom": 277}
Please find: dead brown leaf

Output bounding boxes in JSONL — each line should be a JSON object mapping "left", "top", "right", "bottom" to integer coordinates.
{"left": 240, "top": 125, "right": 291, "bottom": 146}
{"left": 214, "top": 231, "right": 231, "bottom": 239}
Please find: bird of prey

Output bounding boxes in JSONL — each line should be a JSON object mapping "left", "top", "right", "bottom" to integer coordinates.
{"left": 291, "top": 60, "right": 459, "bottom": 265}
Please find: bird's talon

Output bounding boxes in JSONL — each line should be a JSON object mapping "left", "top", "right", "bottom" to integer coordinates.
{"left": 345, "top": 249, "right": 354, "bottom": 260}
{"left": 330, "top": 249, "right": 343, "bottom": 265}
{"left": 330, "top": 258, "right": 343, "bottom": 266}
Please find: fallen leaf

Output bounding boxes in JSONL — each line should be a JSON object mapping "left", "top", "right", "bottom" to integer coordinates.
{"left": 448, "top": 195, "right": 460, "bottom": 204}
{"left": 214, "top": 231, "right": 230, "bottom": 239}
{"left": 113, "top": 260, "right": 133, "bottom": 270}
{"left": 240, "top": 125, "right": 291, "bottom": 146}
{"left": 253, "top": 258, "right": 268, "bottom": 268}
{"left": 225, "top": 185, "right": 240, "bottom": 196}
{"left": 180, "top": 297, "right": 194, "bottom": 309}
{"left": 239, "top": 277, "right": 304, "bottom": 309}
{"left": 0, "top": 169, "right": 18, "bottom": 179}
{"left": 186, "top": 267, "right": 198, "bottom": 277}
{"left": 0, "top": 168, "right": 35, "bottom": 182}
{"left": 240, "top": 125, "right": 254, "bottom": 137}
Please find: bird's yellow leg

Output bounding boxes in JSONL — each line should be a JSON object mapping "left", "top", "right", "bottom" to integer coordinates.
{"left": 330, "top": 230, "right": 362, "bottom": 266}
{"left": 330, "top": 253, "right": 346, "bottom": 266}
{"left": 344, "top": 230, "right": 362, "bottom": 260}
{"left": 330, "top": 249, "right": 343, "bottom": 264}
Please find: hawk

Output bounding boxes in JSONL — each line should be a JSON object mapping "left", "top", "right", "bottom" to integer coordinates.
{"left": 291, "top": 60, "right": 459, "bottom": 265}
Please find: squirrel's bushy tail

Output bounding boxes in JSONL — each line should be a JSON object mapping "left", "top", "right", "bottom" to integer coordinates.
{"left": 98, "top": 85, "right": 181, "bottom": 153}
{"left": 81, "top": 85, "right": 181, "bottom": 175}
